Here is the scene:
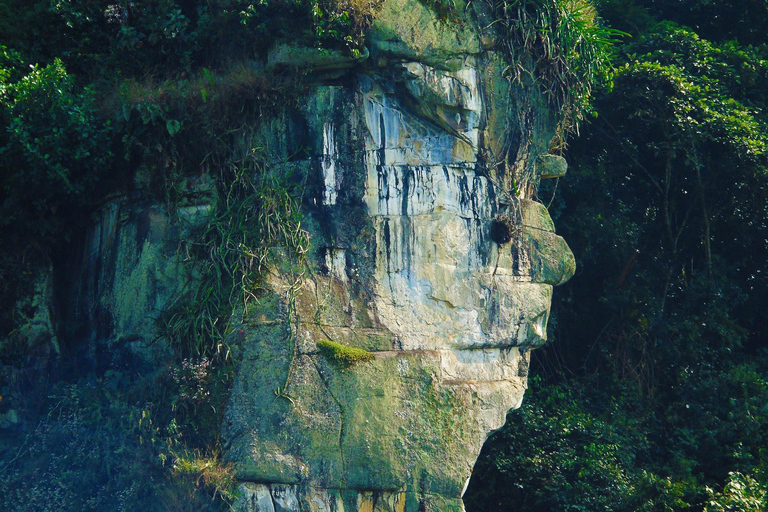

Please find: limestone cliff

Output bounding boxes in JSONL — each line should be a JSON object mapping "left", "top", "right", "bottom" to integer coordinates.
{"left": 1, "top": 1, "right": 575, "bottom": 510}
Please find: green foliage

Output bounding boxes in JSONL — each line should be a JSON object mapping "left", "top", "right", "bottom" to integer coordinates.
{"left": 171, "top": 449, "right": 236, "bottom": 503}
{"left": 111, "top": 64, "right": 301, "bottom": 193}
{"left": 0, "top": 57, "right": 112, "bottom": 339}
{"left": 2, "top": 0, "right": 376, "bottom": 82}
{"left": 482, "top": 0, "right": 625, "bottom": 131}
{"left": 99, "top": 63, "right": 309, "bottom": 361}
{"left": 636, "top": 0, "right": 768, "bottom": 45}
{"left": 0, "top": 369, "right": 235, "bottom": 512}
{"left": 468, "top": 362, "right": 768, "bottom": 511}
{"left": 0, "top": 45, "right": 24, "bottom": 83}
{"left": 704, "top": 472, "right": 768, "bottom": 512}
{"left": 0, "top": 0, "right": 365, "bottom": 506}
{"left": 160, "top": 150, "right": 309, "bottom": 360}
{"left": 311, "top": 0, "right": 381, "bottom": 53}
{"left": 419, "top": 0, "right": 462, "bottom": 22}
{"left": 550, "top": 18, "right": 768, "bottom": 496}
{"left": 167, "top": 356, "right": 235, "bottom": 448}
{"left": 45, "top": 0, "right": 278, "bottom": 76}
{"left": 0, "top": 58, "right": 112, "bottom": 238}
{"left": 467, "top": 380, "right": 643, "bottom": 511}
{"left": 470, "top": 9, "right": 768, "bottom": 512}
{"left": 317, "top": 339, "right": 375, "bottom": 366}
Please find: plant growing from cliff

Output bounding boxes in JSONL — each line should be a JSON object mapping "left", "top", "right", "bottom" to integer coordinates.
{"left": 171, "top": 449, "right": 236, "bottom": 503}
{"left": 161, "top": 148, "right": 309, "bottom": 360}
{"left": 482, "top": 0, "right": 624, "bottom": 132}
{"left": 311, "top": 0, "right": 381, "bottom": 54}
{"left": 110, "top": 59, "right": 306, "bottom": 366}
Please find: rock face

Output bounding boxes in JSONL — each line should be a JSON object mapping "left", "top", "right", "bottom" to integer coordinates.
{"left": 221, "top": 1, "right": 575, "bottom": 511}
{"left": 12, "top": 0, "right": 575, "bottom": 509}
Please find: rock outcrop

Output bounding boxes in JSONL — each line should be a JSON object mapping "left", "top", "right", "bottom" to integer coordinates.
{"left": 220, "top": 1, "right": 574, "bottom": 511}
{"left": 5, "top": 1, "right": 575, "bottom": 510}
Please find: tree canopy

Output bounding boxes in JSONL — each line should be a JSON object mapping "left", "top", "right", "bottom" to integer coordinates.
{"left": 466, "top": 2, "right": 768, "bottom": 511}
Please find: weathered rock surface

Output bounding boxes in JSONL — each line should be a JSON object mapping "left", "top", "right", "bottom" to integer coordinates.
{"left": 222, "top": 1, "right": 575, "bottom": 510}
{"left": 537, "top": 154, "right": 569, "bottom": 179}
{"left": 3, "top": 0, "right": 576, "bottom": 509}
{"left": 235, "top": 483, "right": 463, "bottom": 512}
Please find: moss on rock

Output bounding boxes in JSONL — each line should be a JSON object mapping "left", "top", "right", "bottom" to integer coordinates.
{"left": 317, "top": 339, "right": 375, "bottom": 367}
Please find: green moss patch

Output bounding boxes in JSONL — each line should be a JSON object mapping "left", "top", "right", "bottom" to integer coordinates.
{"left": 317, "top": 339, "right": 374, "bottom": 367}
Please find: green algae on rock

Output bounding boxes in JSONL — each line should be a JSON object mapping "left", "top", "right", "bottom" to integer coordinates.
{"left": 317, "top": 339, "right": 375, "bottom": 367}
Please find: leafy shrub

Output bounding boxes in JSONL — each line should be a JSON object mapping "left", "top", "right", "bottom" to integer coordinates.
{"left": 704, "top": 473, "right": 768, "bottom": 512}
{"left": 311, "top": 0, "right": 381, "bottom": 53}
{"left": 43, "top": 0, "right": 376, "bottom": 81}
{"left": 0, "top": 58, "right": 112, "bottom": 239}
{"left": 470, "top": 13, "right": 768, "bottom": 512}
{"left": 465, "top": 380, "right": 638, "bottom": 511}
{"left": 637, "top": 0, "right": 768, "bottom": 45}
{"left": 0, "top": 57, "right": 113, "bottom": 340}
{"left": 0, "top": 368, "right": 235, "bottom": 512}
{"left": 169, "top": 357, "right": 226, "bottom": 447}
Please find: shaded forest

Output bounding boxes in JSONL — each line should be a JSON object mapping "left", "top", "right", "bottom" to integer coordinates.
{"left": 466, "top": 0, "right": 768, "bottom": 510}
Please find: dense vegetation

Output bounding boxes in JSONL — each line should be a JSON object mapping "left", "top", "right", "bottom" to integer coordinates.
{"left": 466, "top": 0, "right": 768, "bottom": 510}
{"left": 0, "top": 1, "right": 369, "bottom": 509}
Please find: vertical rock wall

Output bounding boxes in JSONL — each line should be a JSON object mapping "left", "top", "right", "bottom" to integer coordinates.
{"left": 5, "top": 0, "right": 576, "bottom": 509}
{"left": 223, "top": 1, "right": 575, "bottom": 510}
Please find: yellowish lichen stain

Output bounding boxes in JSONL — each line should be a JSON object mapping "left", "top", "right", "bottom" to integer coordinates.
{"left": 358, "top": 493, "right": 374, "bottom": 512}
{"left": 356, "top": 491, "right": 406, "bottom": 512}
{"left": 394, "top": 492, "right": 406, "bottom": 512}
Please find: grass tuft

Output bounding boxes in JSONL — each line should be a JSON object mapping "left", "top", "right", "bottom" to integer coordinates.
{"left": 482, "top": 0, "right": 625, "bottom": 133}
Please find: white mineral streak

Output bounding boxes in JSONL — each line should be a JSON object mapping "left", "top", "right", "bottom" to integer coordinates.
{"left": 237, "top": 483, "right": 276, "bottom": 512}
{"left": 324, "top": 248, "right": 347, "bottom": 283}
{"left": 361, "top": 63, "right": 546, "bottom": 402}
{"left": 321, "top": 123, "right": 338, "bottom": 205}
